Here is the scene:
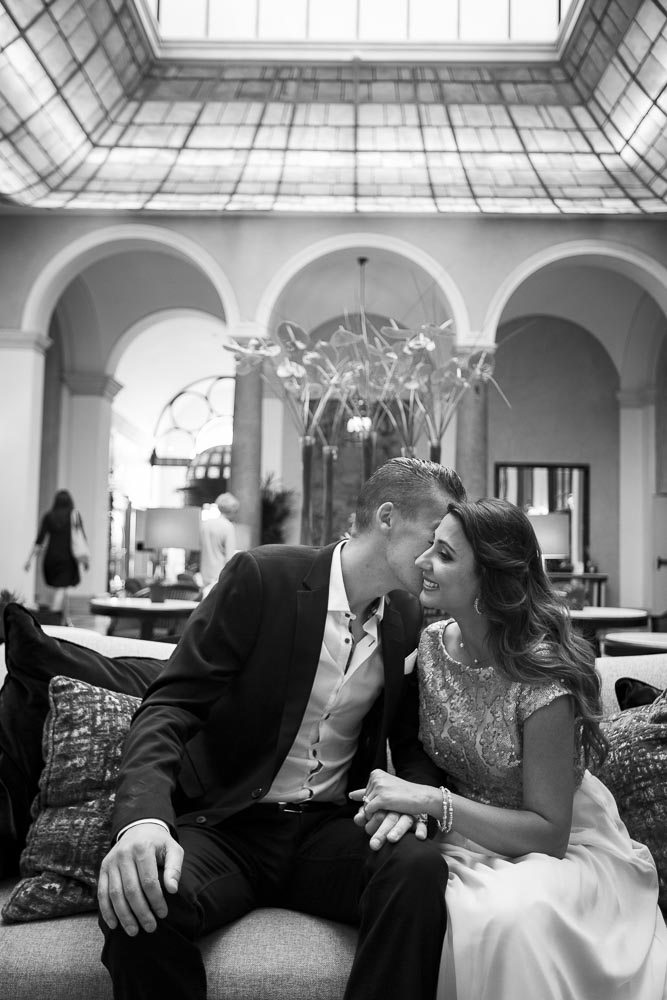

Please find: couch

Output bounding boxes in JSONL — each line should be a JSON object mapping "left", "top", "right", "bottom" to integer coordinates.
{"left": 0, "top": 604, "right": 665, "bottom": 1000}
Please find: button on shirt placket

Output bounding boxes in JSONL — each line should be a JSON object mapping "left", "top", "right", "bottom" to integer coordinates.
{"left": 304, "top": 607, "right": 380, "bottom": 789}
{"left": 307, "top": 611, "right": 359, "bottom": 792}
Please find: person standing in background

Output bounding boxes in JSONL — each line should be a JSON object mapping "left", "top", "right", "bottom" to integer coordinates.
{"left": 24, "top": 488, "right": 88, "bottom": 625}
{"left": 198, "top": 492, "right": 240, "bottom": 595}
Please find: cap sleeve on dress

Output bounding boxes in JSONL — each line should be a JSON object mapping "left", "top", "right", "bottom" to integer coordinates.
{"left": 518, "top": 681, "right": 571, "bottom": 726}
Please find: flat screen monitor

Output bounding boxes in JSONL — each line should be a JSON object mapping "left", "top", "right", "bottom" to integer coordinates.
{"left": 528, "top": 511, "right": 570, "bottom": 560}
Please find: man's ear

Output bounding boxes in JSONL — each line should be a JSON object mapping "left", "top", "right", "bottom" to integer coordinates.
{"left": 376, "top": 501, "right": 394, "bottom": 531}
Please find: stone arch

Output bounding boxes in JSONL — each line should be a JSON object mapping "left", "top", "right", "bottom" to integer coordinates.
{"left": 254, "top": 231, "right": 471, "bottom": 344}
{"left": 21, "top": 223, "right": 241, "bottom": 337}
{"left": 107, "top": 307, "right": 232, "bottom": 375}
{"left": 481, "top": 239, "right": 667, "bottom": 388}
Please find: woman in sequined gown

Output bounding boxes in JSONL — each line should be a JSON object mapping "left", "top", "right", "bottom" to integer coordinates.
{"left": 352, "top": 498, "right": 667, "bottom": 1000}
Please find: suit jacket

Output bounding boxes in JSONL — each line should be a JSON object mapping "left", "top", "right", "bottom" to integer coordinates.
{"left": 111, "top": 543, "right": 444, "bottom": 840}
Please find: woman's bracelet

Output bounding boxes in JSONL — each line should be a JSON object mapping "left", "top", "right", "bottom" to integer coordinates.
{"left": 437, "top": 786, "right": 454, "bottom": 834}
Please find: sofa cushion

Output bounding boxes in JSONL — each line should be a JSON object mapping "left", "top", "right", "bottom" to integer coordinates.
{"left": 0, "top": 603, "right": 167, "bottom": 876}
{"left": 596, "top": 652, "right": 667, "bottom": 719}
{"left": 2, "top": 677, "right": 140, "bottom": 922}
{"left": 595, "top": 688, "right": 667, "bottom": 909}
{"left": 615, "top": 676, "right": 661, "bottom": 711}
{"left": 0, "top": 877, "right": 357, "bottom": 1000}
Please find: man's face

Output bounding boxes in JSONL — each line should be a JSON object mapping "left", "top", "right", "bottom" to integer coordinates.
{"left": 385, "top": 495, "right": 453, "bottom": 596}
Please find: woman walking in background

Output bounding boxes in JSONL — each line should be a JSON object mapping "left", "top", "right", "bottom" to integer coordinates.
{"left": 24, "top": 489, "right": 88, "bottom": 624}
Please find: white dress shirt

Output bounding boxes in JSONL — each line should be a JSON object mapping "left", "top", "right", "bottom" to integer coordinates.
{"left": 264, "top": 540, "right": 385, "bottom": 805}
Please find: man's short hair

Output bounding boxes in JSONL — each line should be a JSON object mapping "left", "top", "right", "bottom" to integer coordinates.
{"left": 216, "top": 493, "right": 240, "bottom": 515}
{"left": 353, "top": 458, "right": 466, "bottom": 532}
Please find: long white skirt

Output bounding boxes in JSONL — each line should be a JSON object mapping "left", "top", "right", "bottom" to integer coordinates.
{"left": 437, "top": 771, "right": 667, "bottom": 1000}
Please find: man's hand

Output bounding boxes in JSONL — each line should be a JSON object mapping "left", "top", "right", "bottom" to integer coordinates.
{"left": 97, "top": 823, "right": 183, "bottom": 936}
{"left": 352, "top": 806, "right": 428, "bottom": 851}
{"left": 350, "top": 769, "right": 429, "bottom": 851}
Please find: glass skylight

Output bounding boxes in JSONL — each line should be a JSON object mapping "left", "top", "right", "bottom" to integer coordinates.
{"left": 144, "top": 0, "right": 574, "bottom": 46}
{"left": 1, "top": 0, "right": 666, "bottom": 215}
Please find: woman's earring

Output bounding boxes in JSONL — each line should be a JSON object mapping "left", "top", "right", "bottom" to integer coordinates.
{"left": 474, "top": 596, "right": 482, "bottom": 615}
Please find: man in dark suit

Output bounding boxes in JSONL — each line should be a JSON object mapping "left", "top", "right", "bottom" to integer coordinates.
{"left": 98, "top": 457, "right": 465, "bottom": 1000}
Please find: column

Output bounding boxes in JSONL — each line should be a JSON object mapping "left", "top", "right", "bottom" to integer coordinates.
{"left": 0, "top": 329, "right": 50, "bottom": 599}
{"left": 455, "top": 381, "right": 489, "bottom": 500}
{"left": 230, "top": 368, "right": 263, "bottom": 548}
{"left": 618, "top": 388, "right": 654, "bottom": 609}
{"left": 62, "top": 372, "right": 123, "bottom": 598}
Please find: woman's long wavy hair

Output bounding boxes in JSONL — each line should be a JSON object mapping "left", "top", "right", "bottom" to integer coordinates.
{"left": 447, "top": 497, "right": 608, "bottom": 768}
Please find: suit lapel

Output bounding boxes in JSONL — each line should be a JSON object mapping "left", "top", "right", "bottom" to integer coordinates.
{"left": 378, "top": 600, "right": 408, "bottom": 723}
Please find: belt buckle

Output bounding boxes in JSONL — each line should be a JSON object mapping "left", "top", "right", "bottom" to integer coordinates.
{"left": 278, "top": 801, "right": 304, "bottom": 814}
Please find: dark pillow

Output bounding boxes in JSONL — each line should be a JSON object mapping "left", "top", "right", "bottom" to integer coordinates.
{"left": 0, "top": 603, "right": 167, "bottom": 876}
{"left": 595, "top": 689, "right": 667, "bottom": 910}
{"left": 615, "top": 677, "right": 662, "bottom": 711}
{"left": 2, "top": 676, "right": 140, "bottom": 921}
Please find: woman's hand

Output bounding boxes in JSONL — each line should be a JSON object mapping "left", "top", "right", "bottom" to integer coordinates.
{"left": 350, "top": 769, "right": 436, "bottom": 827}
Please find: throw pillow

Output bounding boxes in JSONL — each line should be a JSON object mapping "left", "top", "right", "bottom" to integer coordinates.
{"left": 615, "top": 677, "right": 662, "bottom": 711}
{"left": 1, "top": 676, "right": 140, "bottom": 921}
{"left": 595, "top": 689, "right": 667, "bottom": 909}
{"left": 0, "top": 602, "right": 166, "bottom": 876}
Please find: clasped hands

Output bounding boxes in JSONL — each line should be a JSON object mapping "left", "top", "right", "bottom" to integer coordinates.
{"left": 349, "top": 768, "right": 429, "bottom": 851}
{"left": 98, "top": 773, "right": 427, "bottom": 937}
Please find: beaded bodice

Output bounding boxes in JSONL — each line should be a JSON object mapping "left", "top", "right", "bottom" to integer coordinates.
{"left": 418, "top": 620, "right": 584, "bottom": 809}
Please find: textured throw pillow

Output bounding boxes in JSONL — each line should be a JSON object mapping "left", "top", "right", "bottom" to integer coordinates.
{"left": 615, "top": 676, "right": 661, "bottom": 711}
{"left": 0, "top": 602, "right": 166, "bottom": 876}
{"left": 1, "top": 676, "right": 140, "bottom": 921}
{"left": 595, "top": 689, "right": 667, "bottom": 909}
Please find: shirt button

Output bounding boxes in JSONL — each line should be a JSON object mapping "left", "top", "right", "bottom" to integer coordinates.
{"left": 345, "top": 637, "right": 351, "bottom": 643}
{"left": 250, "top": 787, "right": 263, "bottom": 799}
{"left": 195, "top": 815, "right": 207, "bottom": 824}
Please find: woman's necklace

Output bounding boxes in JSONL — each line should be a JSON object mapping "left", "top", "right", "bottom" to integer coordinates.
{"left": 458, "top": 638, "right": 483, "bottom": 666}
{"left": 441, "top": 621, "right": 488, "bottom": 668}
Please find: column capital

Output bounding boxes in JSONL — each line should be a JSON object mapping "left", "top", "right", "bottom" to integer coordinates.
{"left": 456, "top": 332, "right": 497, "bottom": 354}
{"left": 617, "top": 387, "right": 656, "bottom": 408}
{"left": 226, "top": 320, "right": 265, "bottom": 342}
{"left": 0, "top": 328, "right": 51, "bottom": 353}
{"left": 64, "top": 372, "right": 124, "bottom": 400}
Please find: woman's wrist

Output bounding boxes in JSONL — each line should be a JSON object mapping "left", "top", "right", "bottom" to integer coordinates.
{"left": 436, "top": 786, "right": 454, "bottom": 833}
{"left": 426, "top": 786, "right": 444, "bottom": 820}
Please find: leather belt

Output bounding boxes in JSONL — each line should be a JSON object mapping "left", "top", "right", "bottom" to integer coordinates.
{"left": 259, "top": 800, "right": 335, "bottom": 814}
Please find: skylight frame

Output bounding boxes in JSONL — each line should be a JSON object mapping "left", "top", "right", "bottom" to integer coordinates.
{"left": 134, "top": 0, "right": 585, "bottom": 63}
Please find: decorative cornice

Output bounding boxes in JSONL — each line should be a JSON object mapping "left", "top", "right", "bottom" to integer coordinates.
{"left": 63, "top": 372, "right": 124, "bottom": 401}
{"left": 617, "top": 387, "right": 656, "bottom": 408}
{"left": 0, "top": 329, "right": 51, "bottom": 353}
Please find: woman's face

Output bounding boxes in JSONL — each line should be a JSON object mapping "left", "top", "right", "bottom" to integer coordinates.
{"left": 416, "top": 512, "right": 480, "bottom": 614}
